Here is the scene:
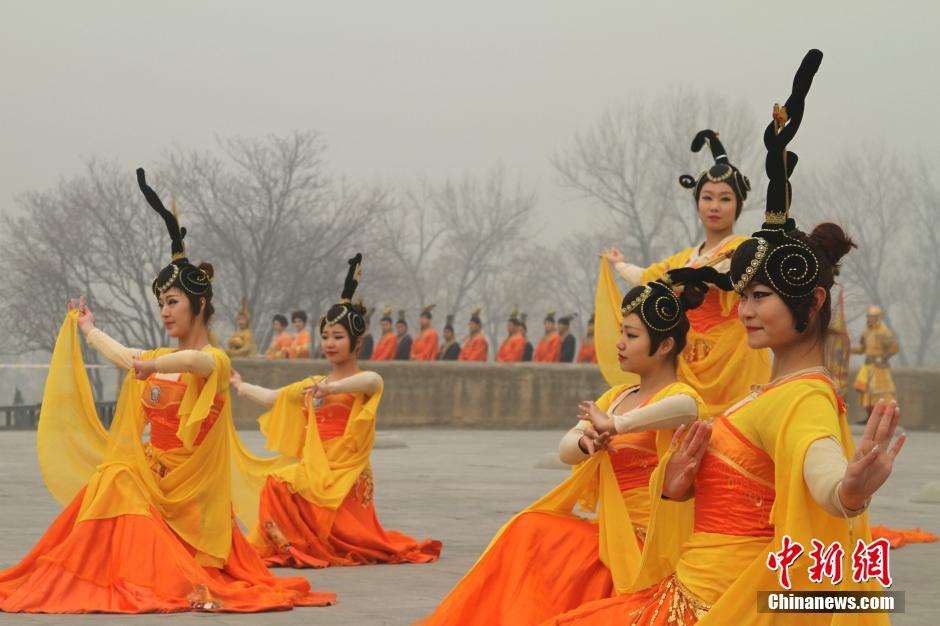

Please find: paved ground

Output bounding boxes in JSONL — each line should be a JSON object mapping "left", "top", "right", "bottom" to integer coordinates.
{"left": 0, "top": 427, "right": 936, "bottom": 625}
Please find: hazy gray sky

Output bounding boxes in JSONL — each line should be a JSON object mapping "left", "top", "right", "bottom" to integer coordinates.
{"left": 3, "top": 0, "right": 937, "bottom": 240}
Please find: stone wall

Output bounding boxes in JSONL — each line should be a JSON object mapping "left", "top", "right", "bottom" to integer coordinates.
{"left": 230, "top": 359, "right": 940, "bottom": 431}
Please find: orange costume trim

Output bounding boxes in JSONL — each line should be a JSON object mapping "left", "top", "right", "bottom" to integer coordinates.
{"left": 458, "top": 334, "right": 488, "bottom": 361}
{"left": 249, "top": 378, "right": 442, "bottom": 568}
{"left": 496, "top": 335, "right": 526, "bottom": 363}
{"left": 0, "top": 314, "right": 331, "bottom": 613}
{"left": 265, "top": 331, "right": 293, "bottom": 360}
{"left": 410, "top": 328, "right": 440, "bottom": 361}
{"left": 370, "top": 333, "right": 398, "bottom": 361}
{"left": 421, "top": 383, "right": 704, "bottom": 626}
{"left": 288, "top": 329, "right": 310, "bottom": 359}
{"left": 533, "top": 332, "right": 561, "bottom": 362}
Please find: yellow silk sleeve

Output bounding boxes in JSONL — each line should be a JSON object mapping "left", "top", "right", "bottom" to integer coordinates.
{"left": 37, "top": 311, "right": 109, "bottom": 506}
{"left": 640, "top": 248, "right": 694, "bottom": 284}
{"left": 594, "top": 259, "right": 640, "bottom": 389}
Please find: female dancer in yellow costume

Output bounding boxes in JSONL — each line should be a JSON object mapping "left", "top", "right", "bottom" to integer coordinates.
{"left": 419, "top": 278, "right": 706, "bottom": 626}
{"left": 546, "top": 49, "right": 903, "bottom": 626}
{"left": 602, "top": 130, "right": 771, "bottom": 416}
{"left": 0, "top": 169, "right": 332, "bottom": 613}
{"left": 231, "top": 254, "right": 441, "bottom": 568}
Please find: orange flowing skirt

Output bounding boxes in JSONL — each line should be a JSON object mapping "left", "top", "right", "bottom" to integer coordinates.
{"left": 419, "top": 511, "right": 618, "bottom": 626}
{"left": 0, "top": 487, "right": 334, "bottom": 613}
{"left": 253, "top": 476, "right": 441, "bottom": 568}
{"left": 543, "top": 574, "right": 704, "bottom": 626}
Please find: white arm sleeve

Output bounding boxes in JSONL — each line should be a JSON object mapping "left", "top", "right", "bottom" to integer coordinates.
{"left": 237, "top": 382, "right": 282, "bottom": 407}
{"left": 614, "top": 261, "right": 645, "bottom": 286}
{"left": 328, "top": 371, "right": 383, "bottom": 396}
{"left": 154, "top": 350, "right": 215, "bottom": 378}
{"left": 85, "top": 327, "right": 144, "bottom": 370}
{"left": 613, "top": 394, "right": 699, "bottom": 433}
{"left": 803, "top": 436, "right": 869, "bottom": 518}
{"left": 559, "top": 420, "right": 591, "bottom": 465}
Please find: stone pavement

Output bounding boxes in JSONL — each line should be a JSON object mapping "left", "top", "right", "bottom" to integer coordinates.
{"left": 0, "top": 427, "right": 936, "bottom": 625}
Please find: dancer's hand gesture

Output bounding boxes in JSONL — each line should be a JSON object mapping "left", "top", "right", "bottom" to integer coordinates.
{"left": 230, "top": 369, "right": 243, "bottom": 389}
{"left": 602, "top": 246, "right": 625, "bottom": 265}
{"left": 840, "top": 400, "right": 906, "bottom": 510}
{"left": 578, "top": 400, "right": 616, "bottom": 435}
{"left": 662, "top": 421, "right": 711, "bottom": 500}
{"left": 68, "top": 295, "right": 95, "bottom": 335}
{"left": 579, "top": 425, "right": 611, "bottom": 455}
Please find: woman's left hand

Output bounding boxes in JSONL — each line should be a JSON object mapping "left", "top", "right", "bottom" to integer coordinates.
{"left": 839, "top": 400, "right": 906, "bottom": 510}
{"left": 578, "top": 400, "right": 616, "bottom": 435}
{"left": 132, "top": 358, "right": 157, "bottom": 381}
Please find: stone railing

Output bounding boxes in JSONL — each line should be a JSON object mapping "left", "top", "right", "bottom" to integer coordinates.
{"left": 230, "top": 359, "right": 940, "bottom": 431}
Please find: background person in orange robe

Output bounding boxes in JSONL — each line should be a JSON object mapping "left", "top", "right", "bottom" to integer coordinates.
{"left": 288, "top": 311, "right": 311, "bottom": 359}
{"left": 458, "top": 309, "right": 488, "bottom": 361}
{"left": 496, "top": 306, "right": 525, "bottom": 363}
{"left": 410, "top": 304, "right": 440, "bottom": 360}
{"left": 370, "top": 306, "right": 398, "bottom": 361}
{"left": 577, "top": 315, "right": 598, "bottom": 363}
{"left": 264, "top": 314, "right": 293, "bottom": 359}
{"left": 533, "top": 310, "right": 562, "bottom": 362}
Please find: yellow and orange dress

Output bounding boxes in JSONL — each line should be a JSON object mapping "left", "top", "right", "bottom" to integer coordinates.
{"left": 370, "top": 332, "right": 398, "bottom": 361}
{"left": 288, "top": 329, "right": 311, "bottom": 359}
{"left": 458, "top": 334, "right": 488, "bottom": 361}
{"left": 0, "top": 313, "right": 331, "bottom": 613}
{"left": 546, "top": 373, "right": 890, "bottom": 626}
{"left": 411, "top": 328, "right": 440, "bottom": 361}
{"left": 265, "top": 331, "right": 294, "bottom": 359}
{"left": 496, "top": 334, "right": 526, "bottom": 363}
{"left": 608, "top": 236, "right": 771, "bottom": 415}
{"left": 419, "top": 382, "right": 703, "bottom": 626}
{"left": 242, "top": 376, "right": 442, "bottom": 567}
{"left": 533, "top": 332, "right": 562, "bottom": 362}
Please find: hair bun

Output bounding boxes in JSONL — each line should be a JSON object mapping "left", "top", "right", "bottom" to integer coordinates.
{"left": 198, "top": 261, "right": 215, "bottom": 282}
{"left": 808, "top": 223, "right": 856, "bottom": 275}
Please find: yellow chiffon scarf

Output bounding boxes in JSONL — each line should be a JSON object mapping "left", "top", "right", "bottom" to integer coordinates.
{"left": 37, "top": 312, "right": 285, "bottom": 566}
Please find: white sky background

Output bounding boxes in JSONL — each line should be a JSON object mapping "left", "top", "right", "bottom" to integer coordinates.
{"left": 1, "top": 0, "right": 938, "bottom": 241}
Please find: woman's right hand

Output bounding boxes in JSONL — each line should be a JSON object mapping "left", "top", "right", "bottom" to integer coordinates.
{"left": 230, "top": 369, "right": 243, "bottom": 389}
{"left": 662, "top": 421, "right": 711, "bottom": 499}
{"left": 578, "top": 426, "right": 611, "bottom": 455}
{"left": 602, "top": 246, "right": 625, "bottom": 265}
{"left": 68, "top": 295, "right": 95, "bottom": 335}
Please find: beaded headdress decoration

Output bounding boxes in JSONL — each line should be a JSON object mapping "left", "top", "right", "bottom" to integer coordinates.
{"left": 679, "top": 130, "right": 751, "bottom": 202}
{"left": 621, "top": 280, "right": 683, "bottom": 333}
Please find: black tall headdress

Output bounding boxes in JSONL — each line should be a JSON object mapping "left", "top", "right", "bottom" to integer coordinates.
{"left": 138, "top": 168, "right": 211, "bottom": 298}
{"left": 444, "top": 314, "right": 455, "bottom": 331}
{"left": 726, "top": 50, "right": 824, "bottom": 332}
{"left": 319, "top": 254, "right": 366, "bottom": 338}
{"left": 469, "top": 308, "right": 482, "bottom": 324}
{"left": 679, "top": 130, "right": 751, "bottom": 207}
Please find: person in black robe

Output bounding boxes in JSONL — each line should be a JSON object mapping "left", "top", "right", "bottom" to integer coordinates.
{"left": 394, "top": 309, "right": 413, "bottom": 360}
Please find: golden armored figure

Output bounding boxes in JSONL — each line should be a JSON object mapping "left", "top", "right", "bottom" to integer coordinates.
{"left": 852, "top": 305, "right": 898, "bottom": 410}
{"left": 226, "top": 298, "right": 257, "bottom": 358}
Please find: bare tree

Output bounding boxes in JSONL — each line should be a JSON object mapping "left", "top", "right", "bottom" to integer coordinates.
{"left": 374, "top": 182, "right": 447, "bottom": 308}
{"left": 802, "top": 149, "right": 909, "bottom": 363}
{"left": 434, "top": 167, "right": 537, "bottom": 317}
{"left": 166, "top": 131, "right": 382, "bottom": 349}
{"left": 901, "top": 159, "right": 940, "bottom": 366}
